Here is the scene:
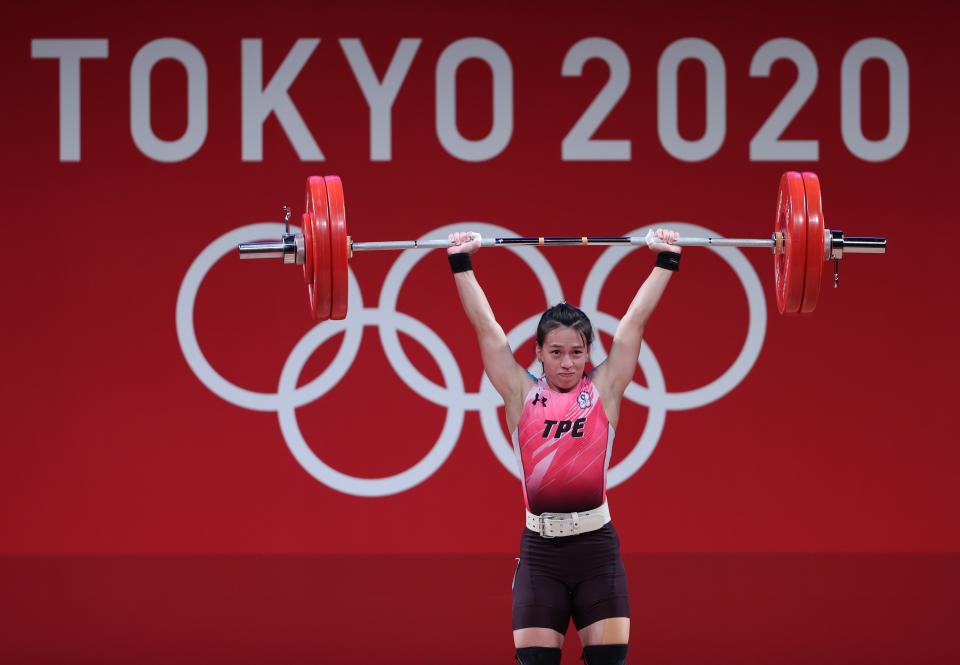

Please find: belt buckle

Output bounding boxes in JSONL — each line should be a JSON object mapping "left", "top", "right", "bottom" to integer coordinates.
{"left": 539, "top": 514, "right": 557, "bottom": 538}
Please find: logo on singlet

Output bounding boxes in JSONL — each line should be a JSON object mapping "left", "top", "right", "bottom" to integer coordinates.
{"left": 577, "top": 390, "right": 591, "bottom": 409}
{"left": 532, "top": 393, "right": 547, "bottom": 407}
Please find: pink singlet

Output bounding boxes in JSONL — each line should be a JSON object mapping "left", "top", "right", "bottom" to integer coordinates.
{"left": 512, "top": 374, "right": 614, "bottom": 515}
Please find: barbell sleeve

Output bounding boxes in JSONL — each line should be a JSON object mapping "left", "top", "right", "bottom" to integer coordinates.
{"left": 239, "top": 240, "right": 289, "bottom": 259}
{"left": 830, "top": 235, "right": 887, "bottom": 255}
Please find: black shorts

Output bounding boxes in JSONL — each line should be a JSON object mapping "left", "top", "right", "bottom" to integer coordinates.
{"left": 511, "top": 522, "right": 630, "bottom": 634}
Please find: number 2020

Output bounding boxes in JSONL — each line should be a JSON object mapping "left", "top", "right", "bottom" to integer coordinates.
{"left": 561, "top": 36, "right": 909, "bottom": 163}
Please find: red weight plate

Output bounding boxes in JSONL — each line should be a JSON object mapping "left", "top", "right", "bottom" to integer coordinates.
{"left": 302, "top": 213, "right": 319, "bottom": 319}
{"left": 302, "top": 209, "right": 314, "bottom": 286}
{"left": 773, "top": 171, "right": 807, "bottom": 315}
{"left": 307, "top": 176, "right": 332, "bottom": 321}
{"left": 324, "top": 176, "right": 350, "bottom": 320}
{"left": 800, "top": 172, "right": 825, "bottom": 314}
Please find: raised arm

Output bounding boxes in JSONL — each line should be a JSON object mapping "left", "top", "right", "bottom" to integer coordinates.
{"left": 448, "top": 232, "right": 534, "bottom": 430}
{"left": 593, "top": 229, "right": 681, "bottom": 425}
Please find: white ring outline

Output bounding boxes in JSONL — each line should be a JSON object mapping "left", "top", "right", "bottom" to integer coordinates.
{"left": 277, "top": 308, "right": 465, "bottom": 497}
{"left": 580, "top": 223, "right": 766, "bottom": 411}
{"left": 377, "top": 223, "right": 563, "bottom": 410}
{"left": 175, "top": 223, "right": 365, "bottom": 411}
{"left": 476, "top": 312, "right": 668, "bottom": 488}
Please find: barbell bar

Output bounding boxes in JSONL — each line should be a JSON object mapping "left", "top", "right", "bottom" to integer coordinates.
{"left": 237, "top": 173, "right": 886, "bottom": 320}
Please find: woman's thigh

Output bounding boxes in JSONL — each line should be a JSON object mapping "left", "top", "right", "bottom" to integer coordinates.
{"left": 513, "top": 627, "right": 565, "bottom": 649}
{"left": 577, "top": 617, "right": 630, "bottom": 646}
{"left": 514, "top": 617, "right": 629, "bottom": 649}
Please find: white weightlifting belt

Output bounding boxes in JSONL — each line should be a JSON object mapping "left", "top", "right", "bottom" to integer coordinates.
{"left": 525, "top": 502, "right": 611, "bottom": 538}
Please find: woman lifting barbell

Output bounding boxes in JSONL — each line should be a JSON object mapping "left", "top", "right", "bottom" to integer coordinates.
{"left": 446, "top": 228, "right": 682, "bottom": 665}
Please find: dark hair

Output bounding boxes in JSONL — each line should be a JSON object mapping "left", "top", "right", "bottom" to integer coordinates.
{"left": 536, "top": 302, "right": 594, "bottom": 348}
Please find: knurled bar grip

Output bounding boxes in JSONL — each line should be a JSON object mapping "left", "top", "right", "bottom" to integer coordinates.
{"left": 350, "top": 236, "right": 776, "bottom": 251}
{"left": 240, "top": 235, "right": 886, "bottom": 255}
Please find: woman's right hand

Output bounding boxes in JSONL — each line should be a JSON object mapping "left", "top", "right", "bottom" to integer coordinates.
{"left": 645, "top": 228, "right": 681, "bottom": 254}
{"left": 447, "top": 231, "right": 482, "bottom": 255}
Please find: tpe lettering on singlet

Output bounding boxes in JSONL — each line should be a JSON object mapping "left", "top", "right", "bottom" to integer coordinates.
{"left": 541, "top": 417, "right": 587, "bottom": 439}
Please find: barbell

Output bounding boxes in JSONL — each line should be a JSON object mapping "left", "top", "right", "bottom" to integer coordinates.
{"left": 237, "top": 172, "right": 886, "bottom": 320}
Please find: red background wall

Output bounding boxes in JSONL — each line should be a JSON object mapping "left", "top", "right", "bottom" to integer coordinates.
{"left": 1, "top": 0, "right": 957, "bottom": 662}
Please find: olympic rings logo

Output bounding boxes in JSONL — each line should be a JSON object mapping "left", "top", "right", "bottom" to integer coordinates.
{"left": 176, "top": 221, "right": 767, "bottom": 497}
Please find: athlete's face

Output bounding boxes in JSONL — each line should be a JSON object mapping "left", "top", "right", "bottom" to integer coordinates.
{"left": 536, "top": 327, "right": 588, "bottom": 392}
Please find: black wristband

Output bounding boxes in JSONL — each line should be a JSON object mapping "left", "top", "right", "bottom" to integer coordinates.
{"left": 655, "top": 251, "right": 681, "bottom": 272}
{"left": 448, "top": 253, "right": 474, "bottom": 273}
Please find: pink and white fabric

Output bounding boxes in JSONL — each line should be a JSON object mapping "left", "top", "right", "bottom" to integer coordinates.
{"left": 513, "top": 374, "right": 614, "bottom": 515}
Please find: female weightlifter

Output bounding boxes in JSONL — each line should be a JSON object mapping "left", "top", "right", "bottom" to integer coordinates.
{"left": 447, "top": 229, "right": 681, "bottom": 665}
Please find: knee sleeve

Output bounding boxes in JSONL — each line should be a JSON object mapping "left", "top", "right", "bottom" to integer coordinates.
{"left": 582, "top": 644, "right": 628, "bottom": 665}
{"left": 515, "top": 646, "right": 562, "bottom": 665}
